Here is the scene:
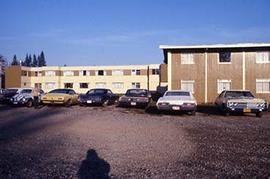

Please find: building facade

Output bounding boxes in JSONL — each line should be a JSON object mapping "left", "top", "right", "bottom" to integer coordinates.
{"left": 5, "top": 64, "right": 161, "bottom": 94}
{"left": 160, "top": 43, "right": 270, "bottom": 104}
{"left": 0, "top": 59, "right": 7, "bottom": 88}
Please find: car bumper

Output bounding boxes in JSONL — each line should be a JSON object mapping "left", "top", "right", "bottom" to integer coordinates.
{"left": 157, "top": 104, "right": 197, "bottom": 111}
{"left": 227, "top": 107, "right": 264, "bottom": 113}
{"left": 42, "top": 100, "right": 65, "bottom": 105}
{"left": 118, "top": 101, "right": 149, "bottom": 108}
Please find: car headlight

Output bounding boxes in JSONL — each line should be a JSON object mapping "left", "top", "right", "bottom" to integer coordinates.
{"left": 256, "top": 103, "right": 264, "bottom": 108}
{"left": 22, "top": 98, "right": 26, "bottom": 102}
{"left": 228, "top": 102, "right": 237, "bottom": 107}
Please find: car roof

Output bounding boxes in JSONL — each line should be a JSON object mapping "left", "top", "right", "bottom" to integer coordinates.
{"left": 127, "top": 88, "right": 148, "bottom": 91}
{"left": 223, "top": 90, "right": 251, "bottom": 92}
{"left": 165, "top": 90, "right": 191, "bottom": 93}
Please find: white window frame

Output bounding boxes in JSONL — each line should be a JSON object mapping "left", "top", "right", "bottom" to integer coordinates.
{"left": 112, "top": 82, "right": 124, "bottom": 89}
{"left": 217, "top": 52, "right": 232, "bottom": 64}
{"left": 63, "top": 71, "right": 74, "bottom": 76}
{"left": 45, "top": 71, "right": 56, "bottom": 76}
{"left": 95, "top": 82, "right": 106, "bottom": 88}
{"left": 181, "top": 80, "right": 195, "bottom": 94}
{"left": 131, "top": 69, "right": 140, "bottom": 75}
{"left": 256, "top": 52, "right": 270, "bottom": 64}
{"left": 256, "top": 79, "right": 270, "bottom": 93}
{"left": 217, "top": 80, "right": 231, "bottom": 94}
{"left": 112, "top": 70, "right": 124, "bottom": 76}
{"left": 131, "top": 82, "right": 140, "bottom": 89}
{"left": 181, "top": 53, "right": 194, "bottom": 64}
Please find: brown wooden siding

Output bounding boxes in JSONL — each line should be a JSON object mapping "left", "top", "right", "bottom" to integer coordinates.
{"left": 90, "top": 70, "right": 95, "bottom": 76}
{"left": 171, "top": 52, "right": 205, "bottom": 103}
{"left": 207, "top": 52, "right": 243, "bottom": 103}
{"left": 245, "top": 51, "right": 270, "bottom": 102}
{"left": 74, "top": 71, "right": 79, "bottom": 76}
{"left": 160, "top": 64, "right": 167, "bottom": 83}
{"left": 106, "top": 70, "right": 112, "bottom": 76}
{"left": 140, "top": 69, "right": 148, "bottom": 76}
{"left": 124, "top": 70, "right": 131, "bottom": 75}
{"left": 5, "top": 66, "right": 22, "bottom": 88}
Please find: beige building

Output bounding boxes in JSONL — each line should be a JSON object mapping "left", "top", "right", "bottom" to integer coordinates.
{"left": 5, "top": 64, "right": 161, "bottom": 94}
{"left": 160, "top": 43, "right": 270, "bottom": 104}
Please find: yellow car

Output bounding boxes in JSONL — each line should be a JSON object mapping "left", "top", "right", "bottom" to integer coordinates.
{"left": 41, "top": 88, "right": 78, "bottom": 107}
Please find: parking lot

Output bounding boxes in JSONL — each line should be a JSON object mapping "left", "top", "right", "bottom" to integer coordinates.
{"left": 0, "top": 104, "right": 270, "bottom": 178}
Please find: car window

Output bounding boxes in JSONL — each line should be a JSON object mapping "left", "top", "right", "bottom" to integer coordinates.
{"left": 218, "top": 91, "right": 225, "bottom": 98}
{"left": 87, "top": 89, "right": 106, "bottom": 94}
{"left": 107, "top": 90, "right": 112, "bottom": 94}
{"left": 225, "top": 91, "right": 254, "bottom": 98}
{"left": 68, "top": 90, "right": 75, "bottom": 95}
{"left": 165, "top": 91, "right": 190, "bottom": 97}
{"left": 21, "top": 89, "right": 32, "bottom": 94}
{"left": 126, "top": 89, "right": 148, "bottom": 97}
{"left": 6, "top": 89, "right": 18, "bottom": 93}
{"left": 49, "top": 89, "right": 70, "bottom": 94}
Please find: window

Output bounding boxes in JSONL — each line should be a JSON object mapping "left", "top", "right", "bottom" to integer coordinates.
{"left": 256, "top": 79, "right": 270, "bottom": 93}
{"left": 21, "top": 71, "right": 28, "bottom": 76}
{"left": 256, "top": 52, "right": 270, "bottom": 63}
{"left": 152, "top": 69, "right": 160, "bottom": 75}
{"left": 95, "top": 82, "right": 106, "bottom": 88}
{"left": 131, "top": 82, "right": 140, "bottom": 89}
{"left": 64, "top": 83, "right": 73, "bottom": 88}
{"left": 219, "top": 52, "right": 231, "bottom": 63}
{"left": 131, "top": 70, "right": 140, "bottom": 75}
{"left": 181, "top": 53, "right": 194, "bottom": 64}
{"left": 63, "top": 71, "right": 74, "bottom": 76}
{"left": 112, "top": 70, "right": 124, "bottom": 76}
{"left": 80, "top": 83, "right": 89, "bottom": 89}
{"left": 45, "top": 82, "right": 56, "bottom": 90}
{"left": 34, "top": 71, "right": 42, "bottom": 77}
{"left": 96, "top": 70, "right": 106, "bottom": 76}
{"left": 45, "top": 71, "right": 56, "bottom": 76}
{"left": 79, "top": 70, "right": 90, "bottom": 76}
{"left": 217, "top": 80, "right": 231, "bottom": 93}
{"left": 181, "top": 80, "right": 194, "bottom": 93}
{"left": 112, "top": 82, "right": 124, "bottom": 89}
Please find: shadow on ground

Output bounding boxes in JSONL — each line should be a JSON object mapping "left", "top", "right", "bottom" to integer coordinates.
{"left": 78, "top": 149, "right": 111, "bottom": 179}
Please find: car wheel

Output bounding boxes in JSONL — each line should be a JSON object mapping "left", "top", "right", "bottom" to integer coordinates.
{"left": 65, "top": 99, "right": 72, "bottom": 107}
{"left": 26, "top": 99, "right": 33, "bottom": 108}
{"left": 256, "top": 112, "right": 263, "bottom": 118}
{"left": 102, "top": 99, "right": 109, "bottom": 106}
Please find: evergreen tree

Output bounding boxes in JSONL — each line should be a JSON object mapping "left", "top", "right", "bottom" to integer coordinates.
{"left": 11, "top": 55, "right": 19, "bottom": 65}
{"left": 24, "top": 54, "right": 32, "bottom": 67}
{"left": 32, "top": 54, "right": 38, "bottom": 67}
{"left": 38, "top": 51, "right": 46, "bottom": 66}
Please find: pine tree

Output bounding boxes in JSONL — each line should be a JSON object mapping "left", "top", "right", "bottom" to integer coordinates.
{"left": 24, "top": 54, "right": 32, "bottom": 67}
{"left": 11, "top": 55, "right": 19, "bottom": 65}
{"left": 38, "top": 51, "right": 46, "bottom": 66}
{"left": 32, "top": 54, "right": 38, "bottom": 67}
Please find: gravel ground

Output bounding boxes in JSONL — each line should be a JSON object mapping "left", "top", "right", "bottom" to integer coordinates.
{"left": 0, "top": 104, "right": 270, "bottom": 179}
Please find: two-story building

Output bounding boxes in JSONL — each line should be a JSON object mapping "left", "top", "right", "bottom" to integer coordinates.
{"left": 5, "top": 64, "right": 161, "bottom": 94}
{"left": 160, "top": 43, "right": 270, "bottom": 103}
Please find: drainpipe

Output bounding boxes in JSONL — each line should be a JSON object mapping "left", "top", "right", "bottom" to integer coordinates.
{"left": 147, "top": 65, "right": 150, "bottom": 91}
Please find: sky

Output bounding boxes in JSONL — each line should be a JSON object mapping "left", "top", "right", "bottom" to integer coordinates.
{"left": 1, "top": 0, "right": 270, "bottom": 66}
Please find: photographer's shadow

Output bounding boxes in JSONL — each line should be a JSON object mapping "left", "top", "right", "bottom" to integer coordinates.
{"left": 78, "top": 149, "right": 111, "bottom": 179}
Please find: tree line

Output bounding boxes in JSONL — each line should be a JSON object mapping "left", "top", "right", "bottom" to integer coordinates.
{"left": 11, "top": 51, "right": 46, "bottom": 67}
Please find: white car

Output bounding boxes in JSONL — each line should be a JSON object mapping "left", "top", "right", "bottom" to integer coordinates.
{"left": 156, "top": 90, "right": 197, "bottom": 115}
{"left": 10, "top": 88, "right": 44, "bottom": 107}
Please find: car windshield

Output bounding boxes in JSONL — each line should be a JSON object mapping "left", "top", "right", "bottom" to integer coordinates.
{"left": 165, "top": 91, "right": 190, "bottom": 97}
{"left": 21, "top": 89, "right": 32, "bottom": 94}
{"left": 126, "top": 89, "right": 148, "bottom": 97}
{"left": 49, "top": 89, "right": 70, "bottom": 94}
{"left": 87, "top": 89, "right": 107, "bottom": 94}
{"left": 6, "top": 89, "right": 18, "bottom": 94}
{"left": 225, "top": 91, "right": 254, "bottom": 98}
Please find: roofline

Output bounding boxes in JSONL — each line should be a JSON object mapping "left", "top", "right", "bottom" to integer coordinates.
{"left": 159, "top": 43, "right": 270, "bottom": 50}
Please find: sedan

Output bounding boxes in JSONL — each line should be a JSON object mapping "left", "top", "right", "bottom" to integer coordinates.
{"left": 118, "top": 89, "right": 151, "bottom": 108}
{"left": 156, "top": 90, "right": 197, "bottom": 115}
{"left": 78, "top": 88, "right": 118, "bottom": 106}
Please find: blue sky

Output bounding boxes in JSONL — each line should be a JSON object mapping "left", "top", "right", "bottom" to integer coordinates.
{"left": 1, "top": 0, "right": 270, "bottom": 66}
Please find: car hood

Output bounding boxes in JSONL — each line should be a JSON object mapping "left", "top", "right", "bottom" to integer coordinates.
{"left": 227, "top": 98, "right": 265, "bottom": 103}
{"left": 158, "top": 96, "right": 196, "bottom": 104}
{"left": 12, "top": 93, "right": 32, "bottom": 100}
{"left": 43, "top": 93, "right": 70, "bottom": 98}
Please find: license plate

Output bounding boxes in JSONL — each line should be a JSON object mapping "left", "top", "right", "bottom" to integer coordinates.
{"left": 172, "top": 106, "right": 180, "bottom": 110}
{"left": 13, "top": 102, "right": 18, "bottom": 104}
{"left": 131, "top": 102, "right": 136, "bottom": 106}
{"left": 243, "top": 108, "right": 251, "bottom": 113}
{"left": 87, "top": 100, "right": 92, "bottom": 104}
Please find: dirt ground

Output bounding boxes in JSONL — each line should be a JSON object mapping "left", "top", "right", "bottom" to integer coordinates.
{"left": 0, "top": 104, "right": 270, "bottom": 179}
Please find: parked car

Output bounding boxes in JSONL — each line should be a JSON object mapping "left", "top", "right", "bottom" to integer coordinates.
{"left": 41, "top": 88, "right": 78, "bottom": 107}
{"left": 156, "top": 90, "right": 197, "bottom": 115}
{"left": 1, "top": 88, "right": 20, "bottom": 103}
{"left": 118, "top": 89, "right": 151, "bottom": 108}
{"left": 78, "top": 88, "right": 118, "bottom": 106}
{"left": 10, "top": 88, "right": 44, "bottom": 107}
{"left": 215, "top": 90, "right": 267, "bottom": 117}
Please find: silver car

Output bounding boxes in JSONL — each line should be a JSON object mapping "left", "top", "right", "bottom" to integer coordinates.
{"left": 10, "top": 88, "right": 44, "bottom": 107}
{"left": 215, "top": 90, "right": 267, "bottom": 117}
{"left": 156, "top": 90, "right": 197, "bottom": 115}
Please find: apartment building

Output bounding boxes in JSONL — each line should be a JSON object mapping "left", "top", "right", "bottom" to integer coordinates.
{"left": 160, "top": 43, "right": 270, "bottom": 104}
{"left": 0, "top": 59, "right": 7, "bottom": 88}
{"left": 5, "top": 64, "right": 160, "bottom": 94}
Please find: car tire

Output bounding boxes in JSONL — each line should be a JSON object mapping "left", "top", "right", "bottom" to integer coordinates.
{"left": 65, "top": 99, "right": 72, "bottom": 107}
{"left": 26, "top": 99, "right": 33, "bottom": 108}
{"left": 256, "top": 112, "right": 263, "bottom": 118}
{"left": 103, "top": 99, "right": 109, "bottom": 107}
